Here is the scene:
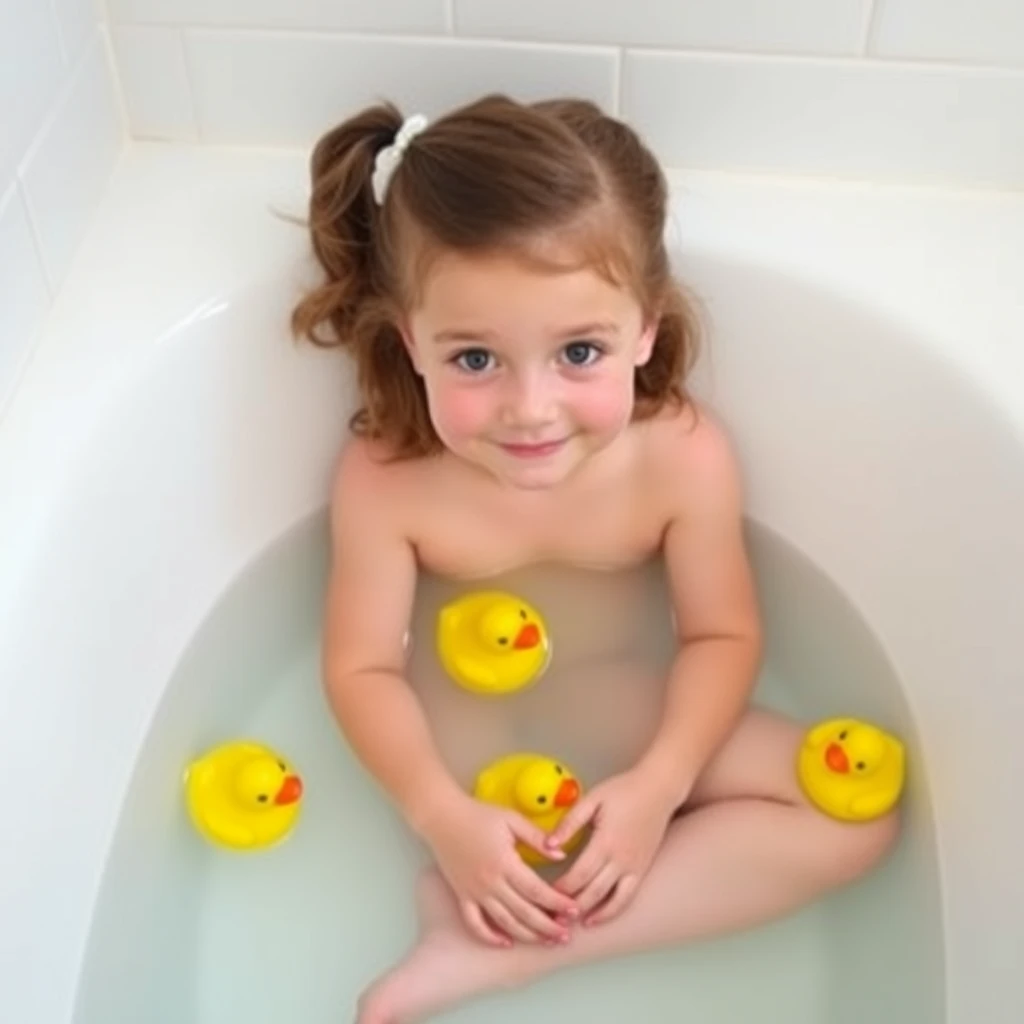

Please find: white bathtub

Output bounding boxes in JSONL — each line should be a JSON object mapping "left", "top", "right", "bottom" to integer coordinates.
{"left": 1, "top": 145, "right": 1022, "bottom": 1023}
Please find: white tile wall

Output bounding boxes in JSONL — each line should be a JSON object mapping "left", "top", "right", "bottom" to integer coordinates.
{"left": 112, "top": 26, "right": 196, "bottom": 141}
{"left": 0, "top": 185, "right": 50, "bottom": 405}
{"left": 20, "top": 39, "right": 124, "bottom": 288}
{"left": 107, "top": 0, "right": 446, "bottom": 34}
{"left": 103, "top": 0, "right": 1024, "bottom": 191}
{"left": 455, "top": 0, "right": 870, "bottom": 56}
{"left": 872, "top": 0, "right": 1024, "bottom": 68}
{"left": 624, "top": 52, "right": 1024, "bottom": 189}
{"left": 0, "top": 1, "right": 65, "bottom": 187}
{"left": 183, "top": 31, "right": 616, "bottom": 146}
{"left": 52, "top": 0, "right": 103, "bottom": 62}
{"left": 0, "top": 4, "right": 124, "bottom": 412}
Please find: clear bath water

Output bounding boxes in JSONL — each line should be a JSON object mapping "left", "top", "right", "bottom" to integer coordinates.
{"left": 75, "top": 514, "right": 944, "bottom": 1023}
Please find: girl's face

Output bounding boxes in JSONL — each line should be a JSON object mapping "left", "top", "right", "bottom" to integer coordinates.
{"left": 403, "top": 249, "right": 657, "bottom": 490}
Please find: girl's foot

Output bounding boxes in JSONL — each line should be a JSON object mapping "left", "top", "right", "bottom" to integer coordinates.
{"left": 356, "top": 871, "right": 538, "bottom": 1024}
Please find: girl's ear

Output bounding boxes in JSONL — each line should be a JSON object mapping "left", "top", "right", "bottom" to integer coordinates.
{"left": 399, "top": 321, "right": 423, "bottom": 375}
{"left": 634, "top": 320, "right": 659, "bottom": 367}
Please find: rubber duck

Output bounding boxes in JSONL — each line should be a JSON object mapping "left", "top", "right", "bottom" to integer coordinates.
{"left": 797, "top": 717, "right": 905, "bottom": 822}
{"left": 184, "top": 741, "right": 303, "bottom": 851}
{"left": 437, "top": 590, "right": 550, "bottom": 695}
{"left": 474, "top": 753, "right": 584, "bottom": 865}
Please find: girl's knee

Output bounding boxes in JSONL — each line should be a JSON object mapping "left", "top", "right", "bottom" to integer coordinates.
{"left": 820, "top": 808, "right": 901, "bottom": 887}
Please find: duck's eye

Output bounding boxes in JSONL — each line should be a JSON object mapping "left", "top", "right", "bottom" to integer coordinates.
{"left": 498, "top": 636, "right": 508, "bottom": 645}
{"left": 277, "top": 761, "right": 286, "bottom": 771}
{"left": 520, "top": 609, "right": 527, "bottom": 619}
{"left": 555, "top": 765, "right": 564, "bottom": 775}
{"left": 839, "top": 731, "right": 848, "bottom": 740}
{"left": 257, "top": 794, "right": 269, "bottom": 803}
{"left": 856, "top": 761, "right": 866, "bottom": 771}
{"left": 537, "top": 795, "right": 547, "bottom": 804}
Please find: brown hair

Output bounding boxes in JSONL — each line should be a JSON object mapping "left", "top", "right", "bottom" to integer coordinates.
{"left": 291, "top": 94, "right": 701, "bottom": 458}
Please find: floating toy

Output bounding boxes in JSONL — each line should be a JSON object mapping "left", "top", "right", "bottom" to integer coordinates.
{"left": 437, "top": 591, "right": 550, "bottom": 695}
{"left": 184, "top": 740, "right": 303, "bottom": 851}
{"left": 797, "top": 717, "right": 905, "bottom": 822}
{"left": 474, "top": 753, "right": 584, "bottom": 865}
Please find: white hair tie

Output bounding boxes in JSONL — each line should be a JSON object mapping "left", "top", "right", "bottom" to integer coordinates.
{"left": 371, "top": 113, "right": 429, "bottom": 205}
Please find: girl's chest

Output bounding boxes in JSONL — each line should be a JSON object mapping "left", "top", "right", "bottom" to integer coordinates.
{"left": 411, "top": 482, "right": 669, "bottom": 579}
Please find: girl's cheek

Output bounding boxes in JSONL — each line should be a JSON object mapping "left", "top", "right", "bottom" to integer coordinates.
{"left": 427, "top": 380, "right": 493, "bottom": 441}
{"left": 573, "top": 380, "right": 633, "bottom": 435}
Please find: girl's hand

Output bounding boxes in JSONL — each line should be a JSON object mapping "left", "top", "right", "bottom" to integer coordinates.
{"left": 420, "top": 792, "right": 579, "bottom": 947}
{"left": 543, "top": 768, "right": 678, "bottom": 925}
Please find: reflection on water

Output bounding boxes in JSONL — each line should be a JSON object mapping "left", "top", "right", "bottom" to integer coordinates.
{"left": 74, "top": 513, "right": 943, "bottom": 1024}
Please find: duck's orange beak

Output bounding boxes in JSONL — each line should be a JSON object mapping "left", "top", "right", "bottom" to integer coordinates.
{"left": 513, "top": 623, "right": 540, "bottom": 649}
{"left": 825, "top": 743, "right": 849, "bottom": 774}
{"left": 275, "top": 774, "right": 303, "bottom": 805}
{"left": 554, "top": 778, "right": 580, "bottom": 807}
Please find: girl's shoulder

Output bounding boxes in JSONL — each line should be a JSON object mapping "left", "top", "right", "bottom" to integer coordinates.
{"left": 638, "top": 401, "right": 744, "bottom": 507}
{"left": 330, "top": 435, "right": 450, "bottom": 513}
{"left": 642, "top": 399, "right": 735, "bottom": 462}
{"left": 334, "top": 435, "right": 429, "bottom": 490}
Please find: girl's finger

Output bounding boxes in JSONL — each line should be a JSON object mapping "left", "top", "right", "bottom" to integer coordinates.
{"left": 576, "top": 862, "right": 620, "bottom": 915}
{"left": 510, "top": 861, "right": 578, "bottom": 918}
{"left": 500, "top": 883, "right": 569, "bottom": 942}
{"left": 555, "top": 844, "right": 607, "bottom": 897}
{"left": 586, "top": 873, "right": 640, "bottom": 925}
{"left": 507, "top": 814, "right": 565, "bottom": 862}
{"left": 545, "top": 795, "right": 597, "bottom": 850}
{"left": 484, "top": 896, "right": 539, "bottom": 944}
{"left": 461, "top": 899, "right": 510, "bottom": 948}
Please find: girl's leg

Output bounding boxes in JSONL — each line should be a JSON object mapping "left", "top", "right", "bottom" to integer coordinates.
{"left": 357, "top": 709, "right": 900, "bottom": 1024}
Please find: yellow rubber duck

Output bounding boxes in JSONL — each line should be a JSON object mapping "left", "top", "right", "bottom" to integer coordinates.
{"left": 797, "top": 717, "right": 905, "bottom": 822}
{"left": 184, "top": 741, "right": 303, "bottom": 851}
{"left": 474, "top": 753, "right": 584, "bottom": 865}
{"left": 437, "top": 591, "right": 550, "bottom": 695}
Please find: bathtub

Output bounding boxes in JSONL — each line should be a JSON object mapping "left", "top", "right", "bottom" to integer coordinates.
{"left": 1, "top": 144, "right": 1022, "bottom": 1023}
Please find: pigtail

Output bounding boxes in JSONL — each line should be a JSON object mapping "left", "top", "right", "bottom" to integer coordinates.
{"left": 635, "top": 281, "right": 702, "bottom": 416}
{"left": 292, "top": 103, "right": 440, "bottom": 456}
{"left": 290, "top": 103, "right": 402, "bottom": 350}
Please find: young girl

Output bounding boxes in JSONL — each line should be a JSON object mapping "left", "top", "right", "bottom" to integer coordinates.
{"left": 292, "top": 95, "right": 898, "bottom": 1024}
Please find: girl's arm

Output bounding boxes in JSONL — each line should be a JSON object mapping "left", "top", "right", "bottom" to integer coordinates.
{"left": 322, "top": 442, "right": 463, "bottom": 835}
{"left": 636, "top": 417, "right": 763, "bottom": 805}
{"left": 323, "top": 441, "right": 578, "bottom": 944}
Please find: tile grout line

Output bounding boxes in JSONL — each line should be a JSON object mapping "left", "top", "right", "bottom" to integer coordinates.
{"left": 178, "top": 29, "right": 204, "bottom": 143}
{"left": 0, "top": 183, "right": 54, "bottom": 425}
{"left": 11, "top": 30, "right": 108, "bottom": 297}
{"left": 48, "top": 0, "right": 69, "bottom": 65}
{"left": 861, "top": 0, "right": 880, "bottom": 57}
{"left": 100, "top": 23, "right": 133, "bottom": 144}
{"left": 15, "top": 179, "right": 56, "bottom": 299}
{"left": 105, "top": 24, "right": 1024, "bottom": 77}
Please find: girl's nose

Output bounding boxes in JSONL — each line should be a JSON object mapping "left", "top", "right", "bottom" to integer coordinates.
{"left": 503, "top": 373, "right": 557, "bottom": 428}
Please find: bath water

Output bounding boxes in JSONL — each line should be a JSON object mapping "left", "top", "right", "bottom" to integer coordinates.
{"left": 75, "top": 518, "right": 943, "bottom": 1023}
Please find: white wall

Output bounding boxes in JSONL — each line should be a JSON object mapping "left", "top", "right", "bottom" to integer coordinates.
{"left": 107, "top": 0, "right": 1024, "bottom": 191}
{"left": 3, "top": 1, "right": 1022, "bottom": 416}
{"left": 0, "top": 0, "right": 122, "bottom": 411}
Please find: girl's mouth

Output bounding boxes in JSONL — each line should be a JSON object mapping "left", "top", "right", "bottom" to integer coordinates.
{"left": 499, "top": 439, "right": 566, "bottom": 459}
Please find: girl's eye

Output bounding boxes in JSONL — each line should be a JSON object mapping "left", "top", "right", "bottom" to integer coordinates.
{"left": 452, "top": 348, "right": 494, "bottom": 373}
{"left": 561, "top": 341, "right": 602, "bottom": 367}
